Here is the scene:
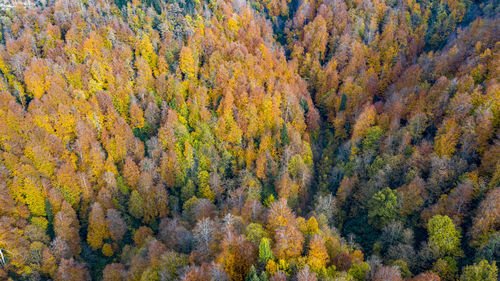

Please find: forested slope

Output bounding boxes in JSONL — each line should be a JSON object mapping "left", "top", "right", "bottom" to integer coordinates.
{"left": 0, "top": 0, "right": 498, "bottom": 280}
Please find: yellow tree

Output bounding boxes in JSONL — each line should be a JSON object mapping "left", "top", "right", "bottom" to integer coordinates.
{"left": 307, "top": 235, "right": 329, "bottom": 273}
{"left": 87, "top": 202, "right": 110, "bottom": 250}
{"left": 434, "top": 118, "right": 460, "bottom": 157}
{"left": 179, "top": 46, "right": 197, "bottom": 79}
{"left": 24, "top": 58, "right": 50, "bottom": 99}
{"left": 352, "top": 104, "right": 377, "bottom": 142}
{"left": 129, "top": 102, "right": 145, "bottom": 129}
{"left": 268, "top": 199, "right": 304, "bottom": 259}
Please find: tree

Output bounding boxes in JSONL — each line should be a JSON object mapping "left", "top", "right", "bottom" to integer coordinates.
{"left": 307, "top": 235, "right": 329, "bottom": 273}
{"left": 24, "top": 58, "right": 50, "bottom": 99}
{"left": 427, "top": 215, "right": 462, "bottom": 257}
{"left": 280, "top": 123, "right": 290, "bottom": 146}
{"left": 259, "top": 238, "right": 274, "bottom": 263}
{"left": 470, "top": 188, "right": 500, "bottom": 246}
{"left": 133, "top": 226, "right": 153, "bottom": 248}
{"left": 373, "top": 265, "right": 402, "bottom": 281}
{"left": 128, "top": 190, "right": 145, "bottom": 220}
{"left": 106, "top": 209, "right": 127, "bottom": 242}
{"left": 274, "top": 226, "right": 304, "bottom": 260}
{"left": 296, "top": 265, "right": 317, "bottom": 281}
{"left": 218, "top": 235, "right": 257, "bottom": 281}
{"left": 194, "top": 218, "right": 216, "bottom": 260}
{"left": 434, "top": 118, "right": 460, "bottom": 157}
{"left": 20, "top": 177, "right": 46, "bottom": 217}
{"left": 246, "top": 266, "right": 260, "bottom": 281}
{"left": 267, "top": 198, "right": 295, "bottom": 233}
{"left": 305, "top": 217, "right": 320, "bottom": 236}
{"left": 368, "top": 188, "right": 399, "bottom": 229}
{"left": 246, "top": 223, "right": 268, "bottom": 245}
{"left": 130, "top": 102, "right": 145, "bottom": 129}
{"left": 54, "top": 202, "right": 81, "bottom": 256}
{"left": 87, "top": 202, "right": 110, "bottom": 251}
{"left": 460, "top": 260, "right": 497, "bottom": 281}
{"left": 123, "top": 157, "right": 140, "bottom": 188}
{"left": 352, "top": 104, "right": 377, "bottom": 141}
{"left": 314, "top": 193, "right": 337, "bottom": 225}
{"left": 179, "top": 46, "right": 196, "bottom": 79}
{"left": 348, "top": 262, "right": 371, "bottom": 281}
{"left": 55, "top": 258, "right": 91, "bottom": 281}
{"left": 268, "top": 199, "right": 304, "bottom": 260}
{"left": 103, "top": 263, "right": 127, "bottom": 281}
{"left": 409, "top": 273, "right": 441, "bottom": 281}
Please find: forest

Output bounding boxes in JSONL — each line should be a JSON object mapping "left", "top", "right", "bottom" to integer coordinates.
{"left": 0, "top": 0, "right": 498, "bottom": 280}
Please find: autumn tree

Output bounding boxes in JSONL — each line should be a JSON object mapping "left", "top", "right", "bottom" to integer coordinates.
{"left": 306, "top": 235, "right": 329, "bottom": 273}
{"left": 106, "top": 209, "right": 127, "bottom": 242}
{"left": 87, "top": 202, "right": 110, "bottom": 251}
{"left": 54, "top": 202, "right": 81, "bottom": 256}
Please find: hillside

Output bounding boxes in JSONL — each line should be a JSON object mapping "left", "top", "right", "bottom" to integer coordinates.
{"left": 0, "top": 0, "right": 498, "bottom": 280}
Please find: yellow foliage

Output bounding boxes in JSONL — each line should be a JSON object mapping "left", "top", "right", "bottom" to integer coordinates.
{"left": 24, "top": 59, "right": 50, "bottom": 99}
{"left": 179, "top": 46, "right": 196, "bottom": 79}
{"left": 102, "top": 243, "right": 114, "bottom": 257}
{"left": 21, "top": 177, "right": 46, "bottom": 217}
{"left": 434, "top": 118, "right": 460, "bottom": 157}
{"left": 306, "top": 217, "right": 320, "bottom": 236}
{"left": 199, "top": 185, "right": 215, "bottom": 202}
{"left": 352, "top": 104, "right": 376, "bottom": 141}
{"left": 266, "top": 259, "right": 277, "bottom": 275}
{"left": 227, "top": 17, "right": 239, "bottom": 33}
{"left": 31, "top": 217, "right": 48, "bottom": 230}
{"left": 130, "top": 103, "right": 145, "bottom": 129}
{"left": 307, "top": 235, "right": 329, "bottom": 272}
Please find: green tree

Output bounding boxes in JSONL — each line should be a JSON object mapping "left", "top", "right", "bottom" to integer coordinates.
{"left": 368, "top": 187, "right": 399, "bottom": 229}
{"left": 427, "top": 215, "right": 462, "bottom": 257}
{"left": 259, "top": 238, "right": 274, "bottom": 263}
{"left": 460, "top": 260, "right": 497, "bottom": 281}
{"left": 181, "top": 180, "right": 196, "bottom": 203}
{"left": 246, "top": 223, "right": 269, "bottom": 245}
{"left": 246, "top": 265, "right": 259, "bottom": 281}
{"left": 348, "top": 262, "right": 371, "bottom": 281}
{"left": 280, "top": 123, "right": 290, "bottom": 146}
{"left": 362, "top": 126, "right": 383, "bottom": 152}
{"left": 129, "top": 190, "right": 145, "bottom": 220}
{"left": 433, "top": 257, "right": 458, "bottom": 281}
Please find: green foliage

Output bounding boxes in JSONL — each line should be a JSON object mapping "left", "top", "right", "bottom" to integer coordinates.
{"left": 180, "top": 179, "right": 196, "bottom": 203}
{"left": 433, "top": 257, "right": 458, "bottom": 281}
{"left": 339, "top": 93, "right": 347, "bottom": 111}
{"left": 246, "top": 265, "right": 260, "bottom": 281}
{"left": 393, "top": 260, "right": 412, "bottom": 278}
{"left": 362, "top": 126, "right": 383, "bottom": 152}
{"left": 246, "top": 223, "right": 269, "bottom": 244}
{"left": 427, "top": 215, "right": 462, "bottom": 257}
{"left": 368, "top": 156, "right": 385, "bottom": 177}
{"left": 128, "top": 190, "right": 145, "bottom": 220}
{"left": 460, "top": 260, "right": 498, "bottom": 281}
{"left": 117, "top": 176, "right": 130, "bottom": 195}
{"left": 259, "top": 238, "right": 274, "bottom": 263}
{"left": 280, "top": 123, "right": 290, "bottom": 146}
{"left": 368, "top": 187, "right": 399, "bottom": 229}
{"left": 348, "top": 262, "right": 371, "bottom": 281}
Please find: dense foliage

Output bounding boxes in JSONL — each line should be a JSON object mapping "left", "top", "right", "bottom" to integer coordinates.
{"left": 0, "top": 0, "right": 498, "bottom": 280}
